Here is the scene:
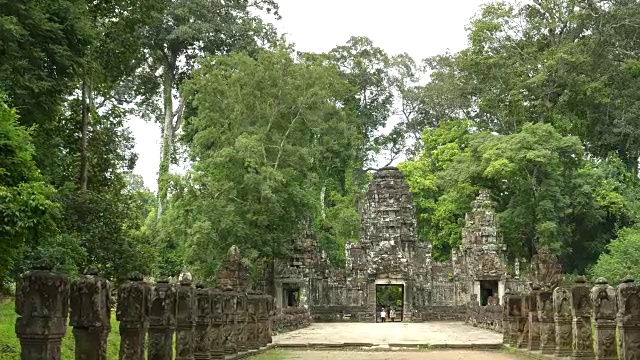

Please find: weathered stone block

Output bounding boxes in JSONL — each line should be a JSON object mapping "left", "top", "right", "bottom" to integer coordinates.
{"left": 117, "top": 272, "right": 150, "bottom": 360}
{"left": 147, "top": 278, "right": 177, "bottom": 360}
{"left": 194, "top": 285, "right": 212, "bottom": 360}
{"left": 70, "top": 267, "right": 111, "bottom": 360}
{"left": 527, "top": 288, "right": 541, "bottom": 351}
{"left": 571, "top": 276, "right": 594, "bottom": 359}
{"left": 553, "top": 287, "right": 572, "bottom": 357}
{"left": 176, "top": 274, "right": 196, "bottom": 360}
{"left": 592, "top": 278, "right": 617, "bottom": 360}
{"left": 209, "top": 289, "right": 225, "bottom": 360}
{"left": 616, "top": 276, "right": 640, "bottom": 360}
{"left": 15, "top": 265, "right": 69, "bottom": 360}
{"left": 537, "top": 290, "right": 556, "bottom": 354}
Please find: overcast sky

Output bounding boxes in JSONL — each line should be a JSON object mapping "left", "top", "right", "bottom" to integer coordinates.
{"left": 128, "top": 0, "right": 490, "bottom": 191}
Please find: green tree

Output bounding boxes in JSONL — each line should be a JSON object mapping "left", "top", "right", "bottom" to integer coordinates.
{"left": 401, "top": 121, "right": 638, "bottom": 272}
{"left": 164, "top": 45, "right": 359, "bottom": 280}
{"left": 133, "top": 0, "right": 280, "bottom": 216}
{"left": 590, "top": 226, "right": 640, "bottom": 284}
{"left": 0, "top": 99, "right": 57, "bottom": 290}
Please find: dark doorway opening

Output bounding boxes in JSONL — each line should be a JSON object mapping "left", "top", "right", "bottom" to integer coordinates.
{"left": 480, "top": 280, "right": 499, "bottom": 306}
{"left": 282, "top": 285, "right": 299, "bottom": 307}
{"left": 375, "top": 284, "right": 404, "bottom": 322}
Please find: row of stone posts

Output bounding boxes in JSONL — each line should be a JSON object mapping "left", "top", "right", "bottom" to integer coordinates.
{"left": 503, "top": 275, "right": 640, "bottom": 359}
{"left": 14, "top": 248, "right": 274, "bottom": 360}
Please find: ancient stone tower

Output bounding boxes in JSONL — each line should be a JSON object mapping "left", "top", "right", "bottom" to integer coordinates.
{"left": 360, "top": 166, "right": 417, "bottom": 258}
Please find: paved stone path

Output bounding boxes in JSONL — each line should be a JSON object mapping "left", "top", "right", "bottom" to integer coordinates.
{"left": 267, "top": 350, "right": 522, "bottom": 360}
{"left": 272, "top": 322, "right": 503, "bottom": 347}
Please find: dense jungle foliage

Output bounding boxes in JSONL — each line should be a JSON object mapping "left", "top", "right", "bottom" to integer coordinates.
{"left": 2, "top": 0, "right": 640, "bottom": 291}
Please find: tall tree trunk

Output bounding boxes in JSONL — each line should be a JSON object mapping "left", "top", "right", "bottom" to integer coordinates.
{"left": 158, "top": 62, "right": 174, "bottom": 217}
{"left": 320, "top": 182, "right": 326, "bottom": 219}
{"left": 80, "top": 77, "right": 90, "bottom": 191}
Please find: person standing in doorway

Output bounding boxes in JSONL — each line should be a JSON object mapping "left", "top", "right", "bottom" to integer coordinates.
{"left": 389, "top": 308, "right": 396, "bottom": 322}
{"left": 380, "top": 307, "right": 386, "bottom": 322}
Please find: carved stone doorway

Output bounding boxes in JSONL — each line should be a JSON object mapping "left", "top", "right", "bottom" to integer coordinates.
{"left": 375, "top": 284, "right": 404, "bottom": 322}
{"left": 479, "top": 280, "right": 499, "bottom": 306}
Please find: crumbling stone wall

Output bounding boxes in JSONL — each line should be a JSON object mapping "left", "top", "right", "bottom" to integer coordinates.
{"left": 14, "top": 246, "right": 274, "bottom": 360}
{"left": 272, "top": 307, "right": 311, "bottom": 333}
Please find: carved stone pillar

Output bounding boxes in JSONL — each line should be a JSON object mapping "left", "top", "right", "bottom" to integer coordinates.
{"left": 571, "top": 276, "right": 594, "bottom": 359}
{"left": 147, "top": 278, "right": 177, "bottom": 360}
{"left": 502, "top": 290, "right": 511, "bottom": 345}
{"left": 222, "top": 291, "right": 238, "bottom": 355}
{"left": 194, "top": 285, "right": 211, "bottom": 360}
{"left": 117, "top": 272, "right": 150, "bottom": 360}
{"left": 70, "top": 267, "right": 111, "bottom": 360}
{"left": 537, "top": 289, "right": 556, "bottom": 354}
{"left": 591, "top": 278, "right": 617, "bottom": 360}
{"left": 553, "top": 287, "right": 572, "bottom": 357}
{"left": 257, "top": 294, "right": 268, "bottom": 347}
{"left": 235, "top": 292, "right": 248, "bottom": 352}
{"left": 506, "top": 294, "right": 522, "bottom": 347}
{"left": 246, "top": 291, "right": 260, "bottom": 350}
{"left": 176, "top": 275, "right": 196, "bottom": 360}
{"left": 616, "top": 276, "right": 640, "bottom": 360}
{"left": 266, "top": 295, "right": 274, "bottom": 344}
{"left": 528, "top": 286, "right": 541, "bottom": 351}
{"left": 209, "top": 289, "right": 225, "bottom": 360}
{"left": 517, "top": 294, "right": 529, "bottom": 348}
{"left": 15, "top": 265, "right": 69, "bottom": 360}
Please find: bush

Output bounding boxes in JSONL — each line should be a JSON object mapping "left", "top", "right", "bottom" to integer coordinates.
{"left": 590, "top": 226, "right": 640, "bottom": 284}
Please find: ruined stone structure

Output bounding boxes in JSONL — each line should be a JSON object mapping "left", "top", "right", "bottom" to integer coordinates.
{"left": 273, "top": 167, "right": 521, "bottom": 322}
{"left": 14, "top": 247, "right": 273, "bottom": 360}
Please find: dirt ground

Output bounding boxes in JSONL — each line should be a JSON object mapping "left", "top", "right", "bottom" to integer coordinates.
{"left": 274, "top": 350, "right": 523, "bottom": 360}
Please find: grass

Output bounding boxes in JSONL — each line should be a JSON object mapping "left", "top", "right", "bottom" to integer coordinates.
{"left": 0, "top": 299, "right": 121, "bottom": 360}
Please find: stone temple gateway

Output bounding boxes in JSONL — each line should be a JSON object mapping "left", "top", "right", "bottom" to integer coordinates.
{"left": 272, "top": 166, "right": 525, "bottom": 322}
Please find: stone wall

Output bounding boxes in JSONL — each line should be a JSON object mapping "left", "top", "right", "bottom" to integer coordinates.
{"left": 272, "top": 307, "right": 311, "bottom": 333}
{"left": 13, "top": 247, "right": 275, "bottom": 360}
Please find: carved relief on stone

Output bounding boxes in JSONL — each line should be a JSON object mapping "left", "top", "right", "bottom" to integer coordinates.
{"left": 194, "top": 284, "right": 211, "bottom": 360}
{"left": 530, "top": 247, "right": 562, "bottom": 291}
{"left": 616, "top": 276, "right": 640, "bottom": 360}
{"left": 70, "top": 267, "right": 111, "bottom": 360}
{"left": 589, "top": 278, "right": 617, "bottom": 359}
{"left": 537, "top": 289, "right": 556, "bottom": 354}
{"left": 116, "top": 272, "right": 150, "bottom": 360}
{"left": 147, "top": 278, "right": 177, "bottom": 360}
{"left": 175, "top": 274, "right": 196, "bottom": 360}
{"left": 552, "top": 287, "right": 572, "bottom": 357}
{"left": 571, "top": 277, "right": 594, "bottom": 359}
{"left": 15, "top": 265, "right": 69, "bottom": 360}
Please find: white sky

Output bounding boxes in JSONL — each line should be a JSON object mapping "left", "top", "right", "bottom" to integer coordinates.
{"left": 128, "top": 0, "right": 490, "bottom": 192}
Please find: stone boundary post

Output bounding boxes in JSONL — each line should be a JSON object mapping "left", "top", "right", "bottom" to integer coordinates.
{"left": 528, "top": 285, "right": 541, "bottom": 350}
{"left": 235, "top": 292, "right": 248, "bottom": 352}
{"left": 222, "top": 291, "right": 238, "bottom": 355}
{"left": 194, "top": 284, "right": 212, "bottom": 360}
{"left": 537, "top": 289, "right": 556, "bottom": 354}
{"left": 176, "top": 274, "right": 197, "bottom": 360}
{"left": 502, "top": 290, "right": 510, "bottom": 345}
{"left": 616, "top": 276, "right": 640, "bottom": 359}
{"left": 553, "top": 287, "right": 572, "bottom": 357}
{"left": 117, "top": 272, "right": 150, "bottom": 360}
{"left": 209, "top": 289, "right": 225, "bottom": 360}
{"left": 247, "top": 291, "right": 260, "bottom": 350}
{"left": 70, "top": 267, "right": 111, "bottom": 360}
{"left": 591, "top": 278, "right": 617, "bottom": 360}
{"left": 571, "top": 276, "right": 594, "bottom": 359}
{"left": 147, "top": 277, "right": 177, "bottom": 360}
{"left": 15, "top": 264, "right": 69, "bottom": 360}
{"left": 517, "top": 294, "right": 529, "bottom": 348}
